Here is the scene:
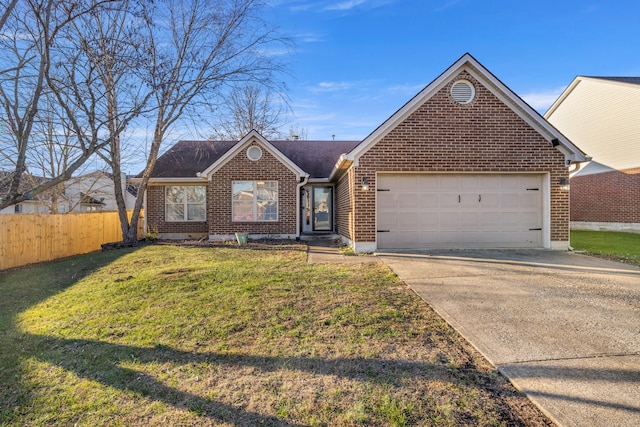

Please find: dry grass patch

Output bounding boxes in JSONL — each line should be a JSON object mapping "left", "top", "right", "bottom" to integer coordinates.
{"left": 0, "top": 244, "right": 552, "bottom": 426}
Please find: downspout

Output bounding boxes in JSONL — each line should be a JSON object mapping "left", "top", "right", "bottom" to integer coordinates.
{"left": 296, "top": 175, "right": 309, "bottom": 238}
{"left": 568, "top": 161, "right": 582, "bottom": 176}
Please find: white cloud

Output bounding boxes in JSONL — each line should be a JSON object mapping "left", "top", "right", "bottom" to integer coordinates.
{"left": 309, "top": 81, "right": 355, "bottom": 93}
{"left": 297, "top": 32, "right": 325, "bottom": 43}
{"left": 520, "top": 87, "right": 565, "bottom": 112}
{"left": 285, "top": 0, "right": 394, "bottom": 13}
{"left": 323, "top": 0, "right": 367, "bottom": 11}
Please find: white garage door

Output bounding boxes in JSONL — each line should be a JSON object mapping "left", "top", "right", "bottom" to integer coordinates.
{"left": 377, "top": 174, "right": 544, "bottom": 249}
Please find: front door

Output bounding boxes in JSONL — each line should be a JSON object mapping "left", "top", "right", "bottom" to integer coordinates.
{"left": 313, "top": 186, "right": 333, "bottom": 231}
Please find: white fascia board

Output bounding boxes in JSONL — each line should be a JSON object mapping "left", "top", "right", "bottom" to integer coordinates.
{"left": 328, "top": 154, "right": 353, "bottom": 182}
{"left": 131, "top": 177, "right": 207, "bottom": 184}
{"left": 199, "top": 130, "right": 308, "bottom": 180}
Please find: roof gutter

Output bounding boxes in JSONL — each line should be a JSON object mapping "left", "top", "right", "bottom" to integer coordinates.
{"left": 130, "top": 177, "right": 208, "bottom": 184}
{"left": 328, "top": 154, "right": 354, "bottom": 182}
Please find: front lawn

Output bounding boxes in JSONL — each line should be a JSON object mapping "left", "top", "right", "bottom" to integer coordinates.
{"left": 571, "top": 230, "right": 640, "bottom": 266}
{"left": 0, "top": 244, "right": 550, "bottom": 426}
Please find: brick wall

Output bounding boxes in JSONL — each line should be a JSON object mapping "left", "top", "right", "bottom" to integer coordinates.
{"left": 335, "top": 168, "right": 355, "bottom": 240}
{"left": 571, "top": 168, "right": 640, "bottom": 223}
{"left": 208, "top": 144, "right": 298, "bottom": 235}
{"left": 353, "top": 69, "right": 569, "bottom": 243}
{"left": 146, "top": 185, "right": 208, "bottom": 235}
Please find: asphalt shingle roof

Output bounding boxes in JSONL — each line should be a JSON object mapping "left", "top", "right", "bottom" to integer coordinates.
{"left": 587, "top": 76, "right": 640, "bottom": 85}
{"left": 146, "top": 139, "right": 361, "bottom": 179}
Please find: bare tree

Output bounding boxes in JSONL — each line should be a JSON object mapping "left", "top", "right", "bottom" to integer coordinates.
{"left": 287, "top": 123, "right": 309, "bottom": 141}
{"left": 114, "top": 0, "right": 290, "bottom": 243}
{"left": 0, "top": 0, "right": 290, "bottom": 246}
{"left": 62, "top": 0, "right": 151, "bottom": 236}
{"left": 0, "top": 0, "right": 19, "bottom": 32}
{"left": 213, "top": 84, "right": 287, "bottom": 140}
{"left": 0, "top": 0, "right": 126, "bottom": 211}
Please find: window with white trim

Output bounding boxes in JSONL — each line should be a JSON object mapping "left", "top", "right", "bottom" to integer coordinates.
{"left": 165, "top": 186, "right": 206, "bottom": 221}
{"left": 232, "top": 181, "right": 278, "bottom": 222}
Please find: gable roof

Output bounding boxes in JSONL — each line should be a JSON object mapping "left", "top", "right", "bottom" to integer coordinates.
{"left": 338, "top": 53, "right": 586, "bottom": 176}
{"left": 145, "top": 133, "right": 359, "bottom": 181}
{"left": 143, "top": 140, "right": 236, "bottom": 179}
{"left": 545, "top": 76, "right": 640, "bottom": 172}
{"left": 198, "top": 130, "right": 305, "bottom": 180}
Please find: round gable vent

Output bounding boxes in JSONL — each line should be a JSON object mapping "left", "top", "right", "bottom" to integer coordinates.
{"left": 450, "top": 80, "right": 475, "bottom": 104}
{"left": 247, "top": 145, "right": 263, "bottom": 161}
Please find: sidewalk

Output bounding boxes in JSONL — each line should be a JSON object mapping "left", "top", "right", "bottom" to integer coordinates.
{"left": 305, "top": 237, "right": 379, "bottom": 264}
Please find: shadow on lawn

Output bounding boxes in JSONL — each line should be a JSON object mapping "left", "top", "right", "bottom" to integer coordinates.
{"left": 0, "top": 247, "right": 531, "bottom": 426}
{"left": 12, "top": 333, "right": 519, "bottom": 426}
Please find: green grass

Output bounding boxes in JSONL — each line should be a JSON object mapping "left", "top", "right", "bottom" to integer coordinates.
{"left": 571, "top": 230, "right": 640, "bottom": 266}
{"left": 0, "top": 244, "right": 550, "bottom": 426}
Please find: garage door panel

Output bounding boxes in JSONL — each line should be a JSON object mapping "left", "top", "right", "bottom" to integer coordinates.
{"left": 478, "top": 212, "right": 502, "bottom": 228}
{"left": 439, "top": 176, "right": 459, "bottom": 191}
{"left": 500, "top": 194, "right": 524, "bottom": 209}
{"left": 396, "top": 175, "right": 421, "bottom": 190}
{"left": 420, "top": 212, "right": 439, "bottom": 227}
{"left": 396, "top": 213, "right": 422, "bottom": 229}
{"left": 377, "top": 212, "right": 397, "bottom": 229}
{"left": 377, "top": 174, "right": 544, "bottom": 249}
{"left": 397, "top": 194, "right": 419, "bottom": 209}
{"left": 460, "top": 212, "right": 480, "bottom": 229}
{"left": 460, "top": 193, "right": 480, "bottom": 207}
{"left": 377, "top": 192, "right": 396, "bottom": 209}
{"left": 438, "top": 212, "right": 460, "bottom": 228}
{"left": 521, "top": 194, "right": 541, "bottom": 209}
{"left": 420, "top": 193, "right": 439, "bottom": 208}
{"left": 460, "top": 177, "right": 480, "bottom": 191}
{"left": 440, "top": 194, "right": 460, "bottom": 209}
{"left": 480, "top": 193, "right": 500, "bottom": 208}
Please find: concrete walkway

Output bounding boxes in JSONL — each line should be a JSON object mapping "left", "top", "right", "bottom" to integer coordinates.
{"left": 306, "top": 237, "right": 380, "bottom": 264}
{"left": 376, "top": 249, "right": 640, "bottom": 427}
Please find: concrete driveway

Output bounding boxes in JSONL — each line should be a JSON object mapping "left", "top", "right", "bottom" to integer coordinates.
{"left": 377, "top": 250, "right": 640, "bottom": 427}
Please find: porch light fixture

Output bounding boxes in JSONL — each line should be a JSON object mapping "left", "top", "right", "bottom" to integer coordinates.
{"left": 559, "top": 178, "right": 570, "bottom": 191}
{"left": 361, "top": 177, "right": 370, "bottom": 191}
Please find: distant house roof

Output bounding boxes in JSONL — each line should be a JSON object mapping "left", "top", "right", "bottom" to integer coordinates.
{"left": 146, "top": 139, "right": 360, "bottom": 179}
{"left": 79, "top": 192, "right": 105, "bottom": 206}
{"left": 0, "top": 171, "right": 50, "bottom": 200}
{"left": 586, "top": 77, "right": 640, "bottom": 85}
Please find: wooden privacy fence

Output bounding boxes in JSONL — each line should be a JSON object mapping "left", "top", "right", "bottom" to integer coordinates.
{"left": 0, "top": 210, "right": 144, "bottom": 271}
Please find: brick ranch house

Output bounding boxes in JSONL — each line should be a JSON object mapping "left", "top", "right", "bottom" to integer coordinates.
{"left": 545, "top": 76, "right": 640, "bottom": 233}
{"left": 137, "top": 53, "right": 587, "bottom": 252}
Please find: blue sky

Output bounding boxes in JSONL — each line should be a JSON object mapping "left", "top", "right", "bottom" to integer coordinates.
{"left": 267, "top": 0, "right": 640, "bottom": 140}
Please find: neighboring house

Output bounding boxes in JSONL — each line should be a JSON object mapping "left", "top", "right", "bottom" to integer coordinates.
{"left": 64, "top": 171, "right": 137, "bottom": 212}
{"left": 139, "top": 53, "right": 586, "bottom": 252}
{"left": 0, "top": 170, "right": 136, "bottom": 214}
{"left": 0, "top": 171, "right": 52, "bottom": 214}
{"left": 545, "top": 76, "right": 640, "bottom": 232}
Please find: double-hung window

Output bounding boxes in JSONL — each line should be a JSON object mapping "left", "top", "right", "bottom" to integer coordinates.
{"left": 165, "top": 186, "right": 206, "bottom": 221}
{"left": 232, "top": 181, "right": 278, "bottom": 221}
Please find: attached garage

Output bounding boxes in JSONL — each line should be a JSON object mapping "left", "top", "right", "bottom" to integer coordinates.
{"left": 377, "top": 173, "right": 546, "bottom": 249}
